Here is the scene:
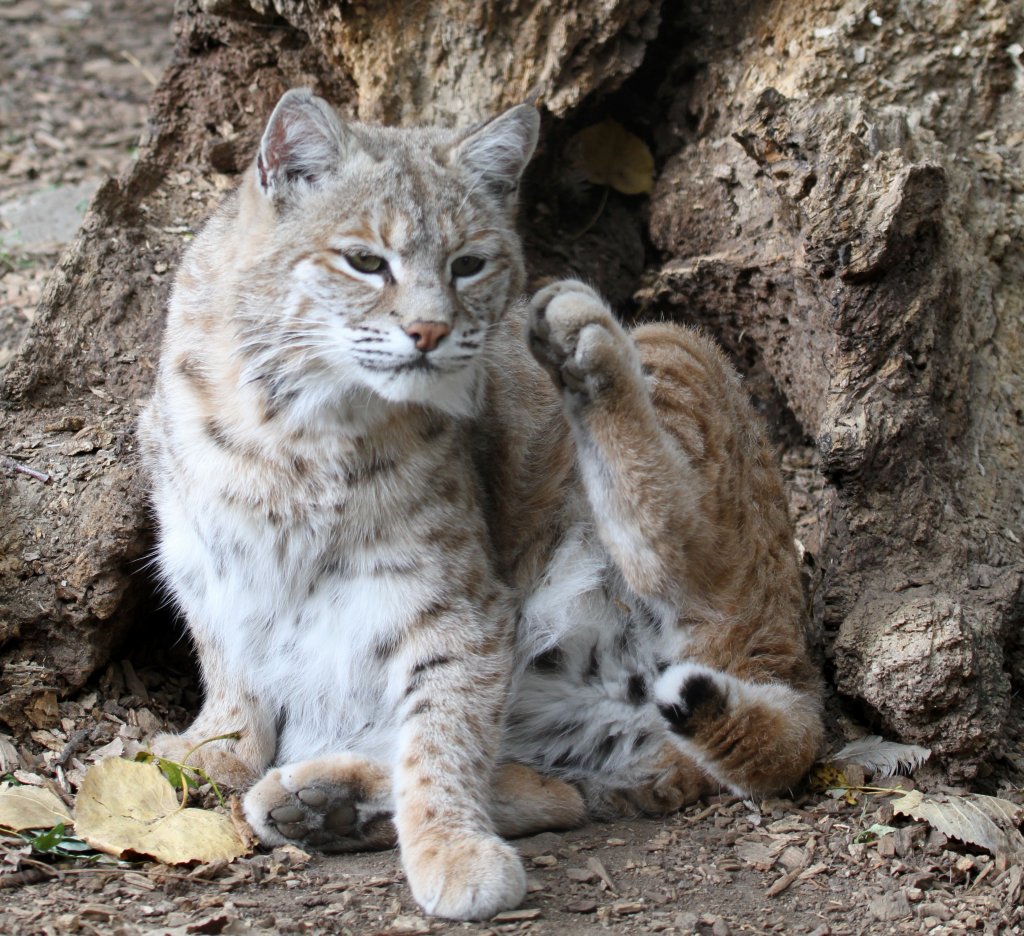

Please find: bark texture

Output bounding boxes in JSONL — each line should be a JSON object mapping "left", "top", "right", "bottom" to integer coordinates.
{"left": 1, "top": 0, "right": 1021, "bottom": 779}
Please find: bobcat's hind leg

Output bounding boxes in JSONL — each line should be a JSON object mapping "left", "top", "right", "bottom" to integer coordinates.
{"left": 588, "top": 743, "right": 716, "bottom": 819}
{"left": 654, "top": 662, "right": 822, "bottom": 795}
{"left": 244, "top": 754, "right": 396, "bottom": 852}
{"left": 490, "top": 763, "right": 586, "bottom": 837}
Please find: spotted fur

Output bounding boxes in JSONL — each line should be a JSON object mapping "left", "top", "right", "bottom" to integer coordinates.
{"left": 140, "top": 89, "right": 822, "bottom": 921}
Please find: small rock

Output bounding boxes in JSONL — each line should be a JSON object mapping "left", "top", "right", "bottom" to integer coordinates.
{"left": 517, "top": 832, "right": 563, "bottom": 858}
{"left": 672, "top": 911, "right": 700, "bottom": 933}
{"left": 917, "top": 903, "right": 952, "bottom": 922}
{"left": 869, "top": 892, "right": 913, "bottom": 922}
{"left": 712, "top": 917, "right": 732, "bottom": 936}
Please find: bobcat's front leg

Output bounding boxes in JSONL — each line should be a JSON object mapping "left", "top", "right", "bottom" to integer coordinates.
{"left": 394, "top": 598, "right": 526, "bottom": 921}
{"left": 528, "top": 280, "right": 710, "bottom": 606}
{"left": 150, "top": 635, "right": 277, "bottom": 789}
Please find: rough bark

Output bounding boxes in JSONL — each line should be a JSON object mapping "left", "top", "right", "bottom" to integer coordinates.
{"left": 2, "top": 0, "right": 1021, "bottom": 780}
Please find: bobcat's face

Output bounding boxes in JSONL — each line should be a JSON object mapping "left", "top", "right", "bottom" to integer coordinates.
{"left": 281, "top": 154, "right": 521, "bottom": 415}
{"left": 236, "top": 93, "right": 537, "bottom": 420}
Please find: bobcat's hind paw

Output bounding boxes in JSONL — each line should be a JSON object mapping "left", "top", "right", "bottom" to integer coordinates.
{"left": 653, "top": 662, "right": 730, "bottom": 738}
{"left": 243, "top": 755, "right": 395, "bottom": 852}
{"left": 528, "top": 279, "right": 639, "bottom": 401}
{"left": 403, "top": 831, "right": 527, "bottom": 921}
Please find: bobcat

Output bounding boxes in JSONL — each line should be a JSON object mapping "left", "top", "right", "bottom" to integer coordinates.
{"left": 139, "top": 88, "right": 823, "bottom": 920}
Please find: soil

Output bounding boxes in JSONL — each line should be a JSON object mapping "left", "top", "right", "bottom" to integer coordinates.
{"left": 0, "top": 2, "right": 1022, "bottom": 935}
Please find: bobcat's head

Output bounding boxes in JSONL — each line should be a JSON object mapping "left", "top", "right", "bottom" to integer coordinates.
{"left": 232, "top": 89, "right": 538, "bottom": 420}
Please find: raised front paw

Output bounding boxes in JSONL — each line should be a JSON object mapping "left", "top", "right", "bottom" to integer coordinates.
{"left": 243, "top": 755, "right": 395, "bottom": 852}
{"left": 403, "top": 831, "right": 527, "bottom": 921}
{"left": 150, "top": 732, "right": 259, "bottom": 789}
{"left": 527, "top": 279, "right": 638, "bottom": 400}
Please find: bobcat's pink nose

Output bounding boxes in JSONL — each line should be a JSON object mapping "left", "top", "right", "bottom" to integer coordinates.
{"left": 404, "top": 320, "right": 450, "bottom": 352}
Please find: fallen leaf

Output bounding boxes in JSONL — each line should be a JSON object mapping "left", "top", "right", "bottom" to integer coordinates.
{"left": 575, "top": 120, "right": 655, "bottom": 195}
{"left": 853, "top": 822, "right": 899, "bottom": 844}
{"left": 73, "top": 758, "right": 249, "bottom": 864}
{"left": 0, "top": 783, "right": 73, "bottom": 831}
{"left": 891, "top": 790, "right": 1024, "bottom": 862}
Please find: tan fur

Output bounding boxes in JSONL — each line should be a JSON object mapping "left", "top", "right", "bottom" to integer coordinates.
{"left": 142, "top": 90, "right": 821, "bottom": 921}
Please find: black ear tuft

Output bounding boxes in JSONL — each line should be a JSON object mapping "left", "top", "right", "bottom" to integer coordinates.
{"left": 451, "top": 103, "right": 540, "bottom": 197}
{"left": 257, "top": 88, "right": 352, "bottom": 198}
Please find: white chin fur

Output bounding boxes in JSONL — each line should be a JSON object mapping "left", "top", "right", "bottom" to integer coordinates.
{"left": 360, "top": 363, "right": 481, "bottom": 418}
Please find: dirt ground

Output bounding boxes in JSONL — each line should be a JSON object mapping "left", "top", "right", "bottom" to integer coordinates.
{"left": 1, "top": 2, "right": 1022, "bottom": 935}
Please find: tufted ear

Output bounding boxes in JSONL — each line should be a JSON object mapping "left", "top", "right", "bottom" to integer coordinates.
{"left": 256, "top": 88, "right": 353, "bottom": 198}
{"left": 451, "top": 103, "right": 540, "bottom": 197}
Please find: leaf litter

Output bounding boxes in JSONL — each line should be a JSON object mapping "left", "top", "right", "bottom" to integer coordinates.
{"left": 74, "top": 757, "right": 248, "bottom": 865}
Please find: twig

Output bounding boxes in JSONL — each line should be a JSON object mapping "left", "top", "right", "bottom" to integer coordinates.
{"left": 0, "top": 866, "right": 53, "bottom": 889}
{"left": 1, "top": 456, "right": 50, "bottom": 484}
{"left": 120, "top": 50, "right": 159, "bottom": 87}
{"left": 56, "top": 728, "right": 94, "bottom": 770}
{"left": 567, "top": 185, "right": 610, "bottom": 241}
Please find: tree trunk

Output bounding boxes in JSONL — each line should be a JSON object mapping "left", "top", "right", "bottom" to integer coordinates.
{"left": 2, "top": 0, "right": 1021, "bottom": 780}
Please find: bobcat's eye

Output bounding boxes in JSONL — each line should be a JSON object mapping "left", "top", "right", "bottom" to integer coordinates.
{"left": 346, "top": 252, "right": 388, "bottom": 275}
{"left": 451, "top": 255, "right": 486, "bottom": 278}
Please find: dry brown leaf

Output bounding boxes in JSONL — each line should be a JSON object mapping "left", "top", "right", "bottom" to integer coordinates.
{"left": 73, "top": 758, "right": 249, "bottom": 865}
{"left": 575, "top": 120, "right": 655, "bottom": 195}
{"left": 892, "top": 790, "right": 1024, "bottom": 862}
{"left": 0, "top": 783, "right": 74, "bottom": 831}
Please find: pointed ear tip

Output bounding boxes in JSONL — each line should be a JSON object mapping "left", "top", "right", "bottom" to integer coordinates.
{"left": 509, "top": 102, "right": 541, "bottom": 127}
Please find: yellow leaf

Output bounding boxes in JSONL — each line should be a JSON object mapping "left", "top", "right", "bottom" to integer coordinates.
{"left": 73, "top": 758, "right": 249, "bottom": 865}
{"left": 808, "top": 763, "right": 848, "bottom": 793}
{"left": 0, "top": 783, "right": 73, "bottom": 831}
{"left": 575, "top": 120, "right": 655, "bottom": 195}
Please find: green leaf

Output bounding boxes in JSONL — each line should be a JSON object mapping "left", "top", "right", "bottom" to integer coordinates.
{"left": 159, "top": 760, "right": 185, "bottom": 791}
{"left": 28, "top": 823, "right": 66, "bottom": 852}
{"left": 854, "top": 823, "right": 899, "bottom": 843}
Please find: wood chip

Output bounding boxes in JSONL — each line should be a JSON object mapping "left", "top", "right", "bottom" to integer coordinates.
{"left": 735, "top": 841, "right": 776, "bottom": 871}
{"left": 612, "top": 901, "right": 644, "bottom": 915}
{"left": 586, "top": 855, "right": 617, "bottom": 892}
{"left": 565, "top": 900, "right": 598, "bottom": 914}
{"left": 766, "top": 868, "right": 802, "bottom": 897}
{"left": 389, "top": 915, "right": 431, "bottom": 934}
{"left": 565, "top": 867, "right": 597, "bottom": 883}
{"left": 492, "top": 908, "right": 542, "bottom": 922}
